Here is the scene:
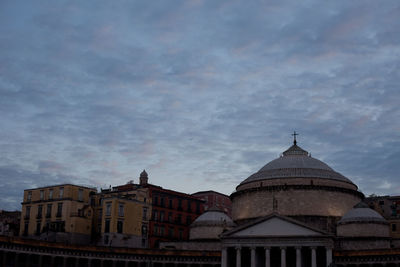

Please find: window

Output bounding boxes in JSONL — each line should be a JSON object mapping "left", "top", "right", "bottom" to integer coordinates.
{"left": 160, "top": 197, "right": 165, "bottom": 207}
{"left": 168, "top": 227, "right": 174, "bottom": 238}
{"left": 176, "top": 214, "right": 182, "bottom": 224}
{"left": 46, "top": 204, "right": 52, "bottom": 218}
{"left": 178, "top": 199, "right": 182, "bottom": 210}
{"left": 59, "top": 187, "right": 64, "bottom": 198}
{"left": 49, "top": 189, "right": 53, "bottom": 200}
{"left": 106, "top": 202, "right": 112, "bottom": 216}
{"left": 186, "top": 216, "right": 191, "bottom": 225}
{"left": 40, "top": 190, "right": 44, "bottom": 200}
{"left": 160, "top": 225, "right": 165, "bottom": 236}
{"left": 142, "top": 224, "right": 148, "bottom": 236}
{"left": 37, "top": 205, "right": 43, "bottom": 219}
{"left": 57, "top": 203, "right": 63, "bottom": 217}
{"left": 78, "top": 189, "right": 83, "bottom": 201}
{"left": 118, "top": 203, "right": 124, "bottom": 217}
{"left": 23, "top": 222, "right": 29, "bottom": 236}
{"left": 187, "top": 200, "right": 192, "bottom": 212}
{"left": 142, "top": 208, "right": 148, "bottom": 220}
{"left": 392, "top": 224, "right": 397, "bottom": 232}
{"left": 25, "top": 206, "right": 31, "bottom": 219}
{"left": 141, "top": 238, "right": 146, "bottom": 247}
{"left": 160, "top": 211, "right": 165, "bottom": 222}
{"left": 27, "top": 191, "right": 32, "bottom": 201}
{"left": 169, "top": 198, "right": 173, "bottom": 208}
{"left": 154, "top": 225, "right": 158, "bottom": 235}
{"left": 104, "top": 219, "right": 110, "bottom": 233}
{"left": 379, "top": 200, "right": 385, "bottom": 205}
{"left": 168, "top": 212, "right": 172, "bottom": 222}
{"left": 154, "top": 196, "right": 158, "bottom": 205}
{"left": 117, "top": 220, "right": 123, "bottom": 234}
{"left": 36, "top": 222, "right": 41, "bottom": 235}
{"left": 143, "top": 197, "right": 147, "bottom": 203}
{"left": 178, "top": 228, "right": 183, "bottom": 239}
{"left": 153, "top": 210, "right": 158, "bottom": 221}
{"left": 104, "top": 235, "right": 109, "bottom": 245}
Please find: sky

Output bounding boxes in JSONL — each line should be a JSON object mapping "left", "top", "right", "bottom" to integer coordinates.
{"left": 0, "top": 0, "right": 399, "bottom": 211}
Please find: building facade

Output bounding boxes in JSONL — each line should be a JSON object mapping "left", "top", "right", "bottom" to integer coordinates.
{"left": 19, "top": 184, "right": 96, "bottom": 244}
{"left": 192, "top": 191, "right": 232, "bottom": 217}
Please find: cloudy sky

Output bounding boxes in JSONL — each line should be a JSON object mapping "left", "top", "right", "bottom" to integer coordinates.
{"left": 1, "top": 0, "right": 399, "bottom": 210}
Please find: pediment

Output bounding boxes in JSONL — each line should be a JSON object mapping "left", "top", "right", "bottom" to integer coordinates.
{"left": 226, "top": 215, "right": 326, "bottom": 237}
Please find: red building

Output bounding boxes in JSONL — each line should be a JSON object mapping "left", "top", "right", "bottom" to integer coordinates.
{"left": 113, "top": 170, "right": 205, "bottom": 248}
{"left": 192, "top": 190, "right": 232, "bottom": 217}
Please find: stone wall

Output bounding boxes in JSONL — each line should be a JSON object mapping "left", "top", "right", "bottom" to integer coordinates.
{"left": 337, "top": 222, "right": 390, "bottom": 237}
{"left": 232, "top": 186, "right": 361, "bottom": 222}
{"left": 190, "top": 225, "right": 224, "bottom": 240}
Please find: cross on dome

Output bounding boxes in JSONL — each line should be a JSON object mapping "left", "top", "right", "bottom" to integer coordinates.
{"left": 291, "top": 131, "right": 299, "bottom": 145}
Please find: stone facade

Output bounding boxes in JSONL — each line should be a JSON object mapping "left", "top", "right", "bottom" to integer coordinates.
{"left": 232, "top": 186, "right": 362, "bottom": 222}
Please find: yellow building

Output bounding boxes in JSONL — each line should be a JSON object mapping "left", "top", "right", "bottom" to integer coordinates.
{"left": 20, "top": 184, "right": 96, "bottom": 244}
{"left": 96, "top": 185, "right": 151, "bottom": 248}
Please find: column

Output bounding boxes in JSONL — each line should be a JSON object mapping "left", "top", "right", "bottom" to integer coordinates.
{"left": 250, "top": 247, "right": 256, "bottom": 267}
{"left": 280, "top": 247, "right": 286, "bottom": 267}
{"left": 311, "top": 247, "right": 317, "bottom": 267}
{"left": 326, "top": 247, "right": 332, "bottom": 267}
{"left": 14, "top": 253, "right": 19, "bottom": 267}
{"left": 221, "top": 247, "right": 228, "bottom": 267}
{"left": 296, "top": 247, "right": 301, "bottom": 267}
{"left": 265, "top": 247, "right": 270, "bottom": 267}
{"left": 38, "top": 255, "right": 43, "bottom": 267}
{"left": 2, "top": 252, "right": 6, "bottom": 267}
{"left": 235, "top": 247, "right": 241, "bottom": 267}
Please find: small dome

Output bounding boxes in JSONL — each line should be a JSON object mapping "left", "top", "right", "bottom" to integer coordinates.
{"left": 192, "top": 208, "right": 234, "bottom": 226}
{"left": 240, "top": 144, "right": 353, "bottom": 186}
{"left": 140, "top": 170, "right": 148, "bottom": 178}
{"left": 190, "top": 208, "right": 236, "bottom": 240}
{"left": 339, "top": 202, "right": 387, "bottom": 224}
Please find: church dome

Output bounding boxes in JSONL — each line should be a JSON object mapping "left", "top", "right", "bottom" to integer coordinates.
{"left": 190, "top": 208, "right": 235, "bottom": 240}
{"left": 231, "top": 137, "right": 363, "bottom": 227}
{"left": 337, "top": 202, "right": 389, "bottom": 238}
{"left": 239, "top": 143, "right": 353, "bottom": 186}
{"left": 338, "top": 202, "right": 387, "bottom": 224}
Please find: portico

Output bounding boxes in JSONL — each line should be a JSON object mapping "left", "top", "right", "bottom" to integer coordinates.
{"left": 221, "top": 214, "right": 334, "bottom": 267}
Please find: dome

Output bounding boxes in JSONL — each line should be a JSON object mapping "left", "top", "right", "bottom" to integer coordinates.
{"left": 190, "top": 208, "right": 235, "bottom": 240}
{"left": 239, "top": 143, "right": 354, "bottom": 186}
{"left": 338, "top": 202, "right": 387, "bottom": 224}
{"left": 337, "top": 202, "right": 389, "bottom": 238}
{"left": 231, "top": 139, "right": 363, "bottom": 224}
{"left": 191, "top": 208, "right": 235, "bottom": 227}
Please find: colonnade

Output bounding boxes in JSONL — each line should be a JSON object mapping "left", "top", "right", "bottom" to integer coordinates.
{"left": 222, "top": 245, "right": 332, "bottom": 267}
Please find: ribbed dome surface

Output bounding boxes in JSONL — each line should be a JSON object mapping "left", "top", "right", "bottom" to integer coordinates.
{"left": 240, "top": 143, "right": 353, "bottom": 185}
{"left": 339, "top": 202, "right": 387, "bottom": 224}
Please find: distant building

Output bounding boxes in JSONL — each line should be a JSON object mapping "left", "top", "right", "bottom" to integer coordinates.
{"left": 365, "top": 195, "right": 400, "bottom": 238}
{"left": 192, "top": 190, "right": 232, "bottom": 217}
{"left": 19, "top": 184, "right": 96, "bottom": 244}
{"left": 94, "top": 182, "right": 150, "bottom": 248}
{"left": 0, "top": 210, "right": 20, "bottom": 237}
{"left": 138, "top": 170, "right": 205, "bottom": 248}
